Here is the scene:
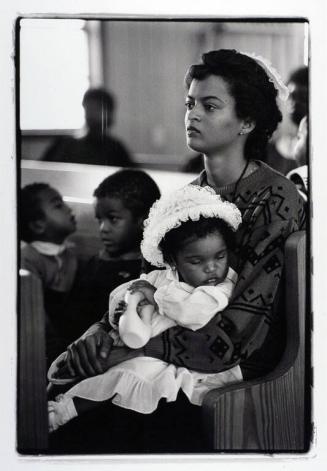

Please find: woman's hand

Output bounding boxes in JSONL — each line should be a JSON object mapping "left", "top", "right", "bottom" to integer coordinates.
{"left": 64, "top": 326, "right": 145, "bottom": 379}
{"left": 65, "top": 328, "right": 114, "bottom": 378}
{"left": 129, "top": 280, "right": 157, "bottom": 305}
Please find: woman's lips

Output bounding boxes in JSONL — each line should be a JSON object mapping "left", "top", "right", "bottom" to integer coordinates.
{"left": 186, "top": 126, "right": 200, "bottom": 136}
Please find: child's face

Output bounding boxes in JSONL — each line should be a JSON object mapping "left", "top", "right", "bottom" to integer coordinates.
{"left": 95, "top": 196, "right": 142, "bottom": 257}
{"left": 174, "top": 232, "right": 228, "bottom": 288}
{"left": 37, "top": 188, "right": 76, "bottom": 243}
{"left": 185, "top": 75, "right": 245, "bottom": 156}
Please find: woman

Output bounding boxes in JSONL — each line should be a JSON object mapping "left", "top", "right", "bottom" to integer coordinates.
{"left": 50, "top": 49, "right": 305, "bottom": 453}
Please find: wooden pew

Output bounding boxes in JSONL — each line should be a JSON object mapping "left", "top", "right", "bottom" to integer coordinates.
{"left": 202, "top": 230, "right": 310, "bottom": 451}
{"left": 17, "top": 270, "right": 48, "bottom": 453}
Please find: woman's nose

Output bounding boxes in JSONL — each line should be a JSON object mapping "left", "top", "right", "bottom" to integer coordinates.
{"left": 188, "top": 104, "right": 201, "bottom": 121}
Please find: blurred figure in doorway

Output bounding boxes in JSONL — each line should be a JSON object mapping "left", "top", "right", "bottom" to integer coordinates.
{"left": 42, "top": 88, "right": 135, "bottom": 167}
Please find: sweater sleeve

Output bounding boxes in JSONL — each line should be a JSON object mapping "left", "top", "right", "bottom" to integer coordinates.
{"left": 144, "top": 181, "right": 306, "bottom": 373}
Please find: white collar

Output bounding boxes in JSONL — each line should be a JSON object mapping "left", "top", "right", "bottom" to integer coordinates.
{"left": 30, "top": 241, "right": 68, "bottom": 256}
{"left": 166, "top": 267, "right": 180, "bottom": 282}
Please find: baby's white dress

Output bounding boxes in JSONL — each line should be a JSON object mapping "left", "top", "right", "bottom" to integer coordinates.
{"left": 48, "top": 267, "right": 242, "bottom": 414}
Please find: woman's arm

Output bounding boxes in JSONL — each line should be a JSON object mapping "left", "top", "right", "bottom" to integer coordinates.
{"left": 144, "top": 182, "right": 306, "bottom": 374}
{"left": 63, "top": 312, "right": 142, "bottom": 377}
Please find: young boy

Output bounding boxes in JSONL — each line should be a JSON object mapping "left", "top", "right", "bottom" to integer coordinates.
{"left": 20, "top": 183, "right": 78, "bottom": 365}
{"left": 74, "top": 169, "right": 161, "bottom": 329}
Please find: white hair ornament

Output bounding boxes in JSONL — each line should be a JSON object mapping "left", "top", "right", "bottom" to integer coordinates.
{"left": 241, "top": 51, "right": 289, "bottom": 101}
{"left": 141, "top": 185, "right": 242, "bottom": 267}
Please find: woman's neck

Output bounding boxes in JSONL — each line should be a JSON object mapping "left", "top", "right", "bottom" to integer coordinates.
{"left": 204, "top": 153, "right": 248, "bottom": 189}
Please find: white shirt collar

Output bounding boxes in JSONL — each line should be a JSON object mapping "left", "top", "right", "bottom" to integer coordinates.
{"left": 30, "top": 241, "right": 68, "bottom": 256}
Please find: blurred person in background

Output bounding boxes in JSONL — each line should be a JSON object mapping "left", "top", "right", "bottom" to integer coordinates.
{"left": 288, "top": 66, "right": 309, "bottom": 127}
{"left": 287, "top": 115, "right": 308, "bottom": 203}
{"left": 42, "top": 88, "right": 135, "bottom": 167}
{"left": 264, "top": 65, "right": 308, "bottom": 175}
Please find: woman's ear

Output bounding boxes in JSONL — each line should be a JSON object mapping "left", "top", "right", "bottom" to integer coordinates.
{"left": 239, "top": 118, "right": 256, "bottom": 135}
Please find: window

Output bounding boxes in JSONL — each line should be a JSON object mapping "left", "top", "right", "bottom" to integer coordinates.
{"left": 19, "top": 18, "right": 90, "bottom": 131}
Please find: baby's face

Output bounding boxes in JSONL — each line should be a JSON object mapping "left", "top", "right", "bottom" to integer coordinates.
{"left": 174, "top": 232, "right": 229, "bottom": 288}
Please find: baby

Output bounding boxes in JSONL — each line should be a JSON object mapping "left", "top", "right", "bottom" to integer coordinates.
{"left": 48, "top": 185, "right": 243, "bottom": 431}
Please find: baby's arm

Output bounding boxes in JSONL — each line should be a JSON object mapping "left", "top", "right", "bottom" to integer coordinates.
{"left": 155, "top": 268, "right": 238, "bottom": 331}
{"left": 129, "top": 279, "right": 157, "bottom": 307}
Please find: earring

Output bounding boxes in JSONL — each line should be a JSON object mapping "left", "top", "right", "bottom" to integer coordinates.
{"left": 238, "top": 130, "right": 245, "bottom": 135}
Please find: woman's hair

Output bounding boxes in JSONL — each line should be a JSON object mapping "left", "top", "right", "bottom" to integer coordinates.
{"left": 160, "top": 216, "right": 235, "bottom": 263}
{"left": 93, "top": 169, "right": 161, "bottom": 220}
{"left": 184, "top": 49, "right": 283, "bottom": 160}
{"left": 20, "top": 182, "right": 51, "bottom": 242}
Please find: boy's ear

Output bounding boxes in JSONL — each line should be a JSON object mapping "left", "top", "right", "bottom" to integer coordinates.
{"left": 29, "top": 219, "right": 46, "bottom": 236}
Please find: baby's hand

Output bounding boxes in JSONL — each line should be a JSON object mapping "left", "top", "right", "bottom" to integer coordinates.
{"left": 129, "top": 280, "right": 156, "bottom": 305}
{"left": 112, "top": 300, "right": 127, "bottom": 326}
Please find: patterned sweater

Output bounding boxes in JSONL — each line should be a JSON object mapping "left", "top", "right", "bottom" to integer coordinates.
{"left": 141, "top": 161, "right": 306, "bottom": 378}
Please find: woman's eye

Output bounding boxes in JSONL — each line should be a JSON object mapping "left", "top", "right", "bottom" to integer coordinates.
{"left": 185, "top": 101, "right": 194, "bottom": 110}
{"left": 205, "top": 104, "right": 216, "bottom": 111}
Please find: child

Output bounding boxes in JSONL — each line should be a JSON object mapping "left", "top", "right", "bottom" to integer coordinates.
{"left": 20, "top": 183, "right": 78, "bottom": 364}
{"left": 71, "top": 169, "right": 161, "bottom": 330}
{"left": 48, "top": 185, "right": 243, "bottom": 432}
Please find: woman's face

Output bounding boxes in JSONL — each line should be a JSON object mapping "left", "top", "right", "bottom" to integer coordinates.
{"left": 185, "top": 75, "right": 245, "bottom": 156}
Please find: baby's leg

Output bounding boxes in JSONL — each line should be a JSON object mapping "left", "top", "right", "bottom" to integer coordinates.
{"left": 48, "top": 395, "right": 101, "bottom": 432}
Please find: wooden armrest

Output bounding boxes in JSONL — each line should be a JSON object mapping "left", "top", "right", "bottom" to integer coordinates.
{"left": 202, "top": 231, "right": 308, "bottom": 451}
{"left": 17, "top": 270, "right": 48, "bottom": 453}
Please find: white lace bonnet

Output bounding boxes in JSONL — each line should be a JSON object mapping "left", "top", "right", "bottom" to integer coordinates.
{"left": 141, "top": 184, "right": 242, "bottom": 267}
